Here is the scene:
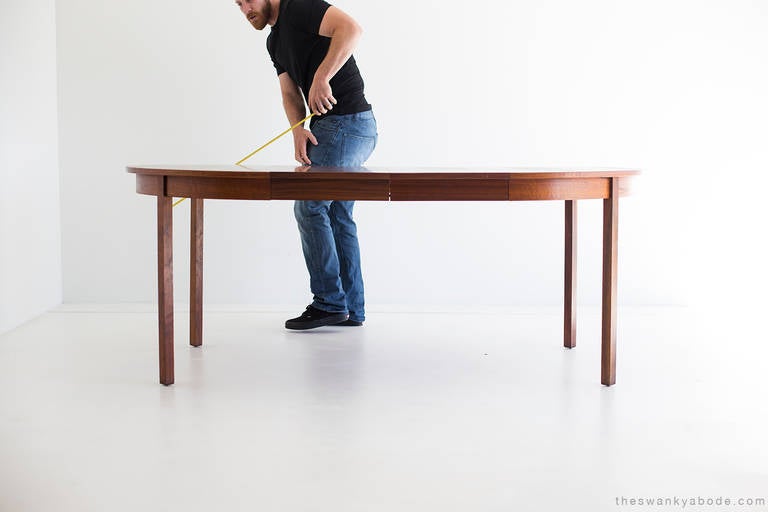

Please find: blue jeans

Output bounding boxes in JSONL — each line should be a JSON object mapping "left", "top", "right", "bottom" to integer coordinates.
{"left": 294, "top": 110, "right": 377, "bottom": 322}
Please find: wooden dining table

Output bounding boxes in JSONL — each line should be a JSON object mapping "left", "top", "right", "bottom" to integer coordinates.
{"left": 127, "top": 165, "right": 639, "bottom": 386}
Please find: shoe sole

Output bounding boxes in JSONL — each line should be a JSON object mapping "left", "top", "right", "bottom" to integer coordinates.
{"left": 335, "top": 320, "right": 363, "bottom": 326}
{"left": 285, "top": 313, "right": 349, "bottom": 330}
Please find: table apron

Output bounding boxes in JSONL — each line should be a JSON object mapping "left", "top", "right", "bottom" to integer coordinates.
{"left": 167, "top": 176, "right": 270, "bottom": 200}
{"left": 135, "top": 175, "right": 631, "bottom": 201}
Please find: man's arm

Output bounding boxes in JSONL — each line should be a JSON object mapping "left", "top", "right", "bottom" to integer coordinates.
{"left": 308, "top": 6, "right": 363, "bottom": 115}
{"left": 279, "top": 72, "right": 318, "bottom": 165}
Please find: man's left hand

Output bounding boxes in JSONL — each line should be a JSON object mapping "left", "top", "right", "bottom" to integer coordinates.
{"left": 308, "top": 78, "right": 337, "bottom": 115}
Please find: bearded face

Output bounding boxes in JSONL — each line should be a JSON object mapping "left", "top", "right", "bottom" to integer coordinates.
{"left": 236, "top": 0, "right": 273, "bottom": 31}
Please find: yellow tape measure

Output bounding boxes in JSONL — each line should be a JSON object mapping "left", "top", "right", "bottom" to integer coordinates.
{"left": 172, "top": 112, "right": 316, "bottom": 208}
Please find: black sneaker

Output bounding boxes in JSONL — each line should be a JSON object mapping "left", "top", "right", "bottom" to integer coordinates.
{"left": 335, "top": 319, "right": 363, "bottom": 326}
{"left": 285, "top": 305, "right": 349, "bottom": 330}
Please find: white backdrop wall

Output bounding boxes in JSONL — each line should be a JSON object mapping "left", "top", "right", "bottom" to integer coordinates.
{"left": 0, "top": 0, "right": 62, "bottom": 334}
{"left": 55, "top": 0, "right": 768, "bottom": 309}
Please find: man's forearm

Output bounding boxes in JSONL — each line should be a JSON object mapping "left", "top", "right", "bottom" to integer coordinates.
{"left": 283, "top": 91, "right": 307, "bottom": 128}
{"left": 307, "top": 8, "right": 363, "bottom": 114}
{"left": 314, "top": 23, "right": 362, "bottom": 83}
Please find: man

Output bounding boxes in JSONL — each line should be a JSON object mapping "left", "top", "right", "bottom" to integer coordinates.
{"left": 236, "top": 0, "right": 377, "bottom": 330}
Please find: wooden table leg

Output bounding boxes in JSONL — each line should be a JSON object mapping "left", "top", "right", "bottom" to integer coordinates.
{"left": 601, "top": 179, "right": 619, "bottom": 386}
{"left": 157, "top": 195, "right": 174, "bottom": 385}
{"left": 190, "top": 198, "right": 203, "bottom": 347}
{"left": 564, "top": 200, "right": 577, "bottom": 348}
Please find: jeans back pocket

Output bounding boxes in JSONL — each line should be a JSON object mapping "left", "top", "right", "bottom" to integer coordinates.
{"left": 340, "top": 133, "right": 377, "bottom": 167}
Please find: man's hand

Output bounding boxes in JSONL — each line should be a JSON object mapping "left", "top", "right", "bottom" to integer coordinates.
{"left": 292, "top": 127, "right": 318, "bottom": 165}
{"left": 308, "top": 77, "right": 337, "bottom": 115}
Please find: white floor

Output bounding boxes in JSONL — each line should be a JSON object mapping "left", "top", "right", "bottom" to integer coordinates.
{"left": 0, "top": 306, "right": 766, "bottom": 512}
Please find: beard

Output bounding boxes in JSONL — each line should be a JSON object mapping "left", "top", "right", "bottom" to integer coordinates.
{"left": 248, "top": 1, "right": 272, "bottom": 30}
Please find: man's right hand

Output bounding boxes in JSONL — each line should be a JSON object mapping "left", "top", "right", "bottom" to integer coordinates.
{"left": 292, "top": 127, "right": 318, "bottom": 165}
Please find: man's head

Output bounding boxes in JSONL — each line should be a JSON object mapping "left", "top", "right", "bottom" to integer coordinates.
{"left": 235, "top": 0, "right": 277, "bottom": 31}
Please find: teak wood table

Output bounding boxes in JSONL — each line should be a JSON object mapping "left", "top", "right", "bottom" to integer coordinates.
{"left": 127, "top": 165, "right": 639, "bottom": 386}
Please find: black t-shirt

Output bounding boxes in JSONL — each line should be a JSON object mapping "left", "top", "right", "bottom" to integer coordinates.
{"left": 266, "top": 0, "right": 371, "bottom": 121}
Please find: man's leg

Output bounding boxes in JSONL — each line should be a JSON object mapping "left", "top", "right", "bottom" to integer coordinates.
{"left": 293, "top": 199, "right": 348, "bottom": 314}
{"left": 329, "top": 200, "right": 365, "bottom": 323}
{"left": 289, "top": 111, "right": 377, "bottom": 329}
{"left": 325, "top": 111, "right": 377, "bottom": 323}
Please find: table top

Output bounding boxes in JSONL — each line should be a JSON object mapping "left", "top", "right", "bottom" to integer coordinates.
{"left": 128, "top": 165, "right": 639, "bottom": 201}
{"left": 127, "top": 164, "right": 640, "bottom": 179}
